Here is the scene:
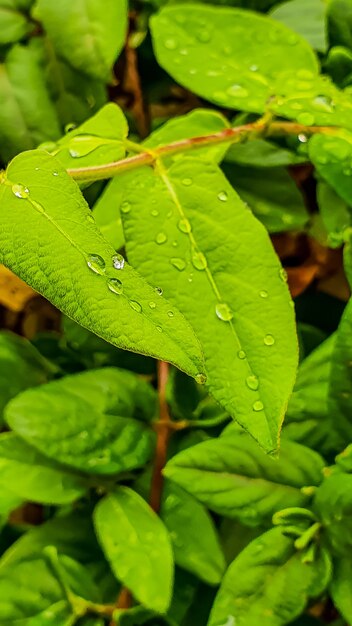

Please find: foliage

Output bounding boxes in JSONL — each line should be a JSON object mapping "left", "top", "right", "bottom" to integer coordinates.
{"left": 0, "top": 0, "right": 352, "bottom": 625}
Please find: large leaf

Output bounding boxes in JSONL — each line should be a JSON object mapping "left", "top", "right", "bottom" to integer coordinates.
{"left": 5, "top": 369, "right": 155, "bottom": 475}
{"left": 150, "top": 4, "right": 318, "bottom": 114}
{"left": 330, "top": 557, "right": 352, "bottom": 623}
{"left": 223, "top": 162, "right": 309, "bottom": 233}
{"left": 0, "top": 433, "right": 87, "bottom": 504}
{"left": 164, "top": 430, "right": 324, "bottom": 526}
{"left": 35, "top": 0, "right": 128, "bottom": 80}
{"left": 94, "top": 487, "right": 173, "bottom": 613}
{"left": 0, "top": 45, "right": 61, "bottom": 162}
{"left": 0, "top": 150, "right": 205, "bottom": 379}
{"left": 207, "top": 528, "right": 331, "bottom": 626}
{"left": 120, "top": 155, "right": 298, "bottom": 451}
{"left": 270, "top": 0, "right": 327, "bottom": 52}
{"left": 162, "top": 482, "right": 226, "bottom": 585}
{"left": 0, "top": 331, "right": 54, "bottom": 425}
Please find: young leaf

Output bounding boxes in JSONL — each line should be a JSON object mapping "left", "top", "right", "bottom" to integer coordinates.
{"left": 0, "top": 331, "right": 55, "bottom": 426}
{"left": 164, "top": 431, "right": 324, "bottom": 526}
{"left": 327, "top": 0, "right": 352, "bottom": 49}
{"left": 317, "top": 181, "right": 351, "bottom": 248}
{"left": 120, "top": 156, "right": 298, "bottom": 451}
{"left": 309, "top": 133, "right": 352, "bottom": 206}
{"left": 5, "top": 370, "right": 155, "bottom": 475}
{"left": 0, "top": 1, "right": 33, "bottom": 45}
{"left": 225, "top": 138, "right": 305, "bottom": 168}
{"left": 150, "top": 4, "right": 318, "bottom": 114}
{"left": 328, "top": 298, "right": 352, "bottom": 443}
{"left": 207, "top": 528, "right": 331, "bottom": 626}
{"left": 0, "top": 45, "right": 61, "bottom": 162}
{"left": 35, "top": 0, "right": 128, "bottom": 80}
{"left": 162, "top": 482, "right": 226, "bottom": 585}
{"left": 94, "top": 487, "right": 173, "bottom": 613}
{"left": 222, "top": 163, "right": 309, "bottom": 233}
{"left": 0, "top": 150, "right": 205, "bottom": 380}
{"left": 0, "top": 433, "right": 88, "bottom": 504}
{"left": 270, "top": 0, "right": 327, "bottom": 53}
{"left": 313, "top": 470, "right": 352, "bottom": 556}
{"left": 329, "top": 556, "right": 352, "bottom": 623}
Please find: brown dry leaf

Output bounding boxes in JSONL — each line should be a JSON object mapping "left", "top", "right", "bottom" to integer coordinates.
{"left": 0, "top": 265, "right": 35, "bottom": 312}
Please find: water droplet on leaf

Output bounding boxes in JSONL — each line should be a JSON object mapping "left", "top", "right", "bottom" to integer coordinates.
{"left": 12, "top": 183, "right": 29, "bottom": 199}
{"left": 155, "top": 232, "right": 167, "bottom": 244}
{"left": 182, "top": 177, "right": 193, "bottom": 186}
{"left": 87, "top": 254, "right": 105, "bottom": 275}
{"left": 238, "top": 350, "right": 246, "bottom": 360}
{"left": 246, "top": 375, "right": 259, "bottom": 390}
{"left": 112, "top": 253, "right": 125, "bottom": 270}
{"left": 217, "top": 191, "right": 228, "bottom": 202}
{"left": 195, "top": 373, "right": 207, "bottom": 384}
{"left": 155, "top": 287, "right": 163, "bottom": 296}
{"left": 108, "top": 278, "right": 123, "bottom": 295}
{"left": 215, "top": 302, "right": 233, "bottom": 321}
{"left": 120, "top": 201, "right": 131, "bottom": 214}
{"left": 178, "top": 218, "right": 192, "bottom": 233}
{"left": 253, "top": 400, "right": 264, "bottom": 412}
{"left": 149, "top": 301, "right": 156, "bottom": 309}
{"left": 130, "top": 300, "right": 142, "bottom": 313}
{"left": 260, "top": 290, "right": 268, "bottom": 298}
{"left": 264, "top": 334, "right": 275, "bottom": 346}
{"left": 192, "top": 250, "right": 207, "bottom": 270}
{"left": 171, "top": 257, "right": 186, "bottom": 271}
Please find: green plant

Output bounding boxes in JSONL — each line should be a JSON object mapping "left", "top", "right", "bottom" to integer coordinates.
{"left": 1, "top": 0, "right": 352, "bottom": 624}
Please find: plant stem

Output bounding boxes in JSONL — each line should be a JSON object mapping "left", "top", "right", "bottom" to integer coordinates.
{"left": 67, "top": 119, "right": 338, "bottom": 182}
{"left": 150, "top": 360, "right": 172, "bottom": 513}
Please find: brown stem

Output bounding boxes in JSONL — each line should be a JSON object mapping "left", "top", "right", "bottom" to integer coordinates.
{"left": 150, "top": 360, "right": 172, "bottom": 513}
{"left": 67, "top": 118, "right": 338, "bottom": 182}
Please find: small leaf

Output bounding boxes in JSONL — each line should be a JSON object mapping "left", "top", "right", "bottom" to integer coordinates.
{"left": 162, "top": 482, "right": 226, "bottom": 585}
{"left": 150, "top": 4, "right": 318, "bottom": 114}
{"left": 164, "top": 430, "right": 324, "bottom": 526}
{"left": 0, "top": 150, "right": 205, "bottom": 380}
{"left": 0, "top": 2, "right": 33, "bottom": 45}
{"left": 120, "top": 156, "right": 298, "bottom": 451}
{"left": 314, "top": 470, "right": 352, "bottom": 556}
{"left": 225, "top": 138, "right": 305, "bottom": 168}
{"left": 35, "top": 0, "right": 128, "bottom": 80}
{"left": 5, "top": 369, "right": 155, "bottom": 475}
{"left": 207, "top": 528, "right": 331, "bottom": 626}
{"left": 270, "top": 0, "right": 327, "bottom": 53}
{"left": 94, "top": 487, "right": 173, "bottom": 613}
{"left": 327, "top": 0, "right": 352, "bottom": 49}
{"left": 317, "top": 181, "right": 351, "bottom": 248}
{"left": 0, "top": 433, "right": 87, "bottom": 504}
{"left": 309, "top": 133, "right": 352, "bottom": 206}
{"left": 0, "top": 44, "right": 61, "bottom": 162}
{"left": 328, "top": 298, "right": 352, "bottom": 443}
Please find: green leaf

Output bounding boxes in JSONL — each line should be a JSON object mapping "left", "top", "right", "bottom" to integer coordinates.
{"left": 0, "top": 44, "right": 61, "bottom": 163}
{"left": 330, "top": 557, "right": 352, "bottom": 623}
{"left": 46, "top": 103, "right": 128, "bottom": 172}
{"left": 0, "top": 149, "right": 205, "bottom": 379}
{"left": 164, "top": 430, "right": 324, "bottom": 526}
{"left": 270, "top": 0, "right": 327, "bottom": 52}
{"left": 325, "top": 46, "right": 352, "bottom": 88}
{"left": 29, "top": 37, "right": 107, "bottom": 128}
{"left": 0, "top": 1, "right": 33, "bottom": 45}
{"left": 0, "top": 331, "right": 54, "bottom": 425}
{"left": 317, "top": 181, "right": 351, "bottom": 248}
{"left": 120, "top": 156, "right": 298, "bottom": 451}
{"left": 222, "top": 163, "right": 309, "bottom": 233}
{"left": 92, "top": 177, "right": 125, "bottom": 250}
{"left": 0, "top": 433, "right": 87, "bottom": 504}
{"left": 150, "top": 4, "right": 318, "bottom": 114}
{"left": 314, "top": 470, "right": 352, "bottom": 555}
{"left": 35, "top": 0, "right": 128, "bottom": 80}
{"left": 5, "top": 368, "right": 155, "bottom": 475}
{"left": 327, "top": 0, "right": 352, "bottom": 49}
{"left": 225, "top": 138, "right": 305, "bottom": 168}
{"left": 309, "top": 133, "right": 352, "bottom": 206}
{"left": 162, "top": 482, "right": 226, "bottom": 585}
{"left": 207, "top": 528, "right": 331, "bottom": 626}
{"left": 328, "top": 298, "right": 352, "bottom": 443}
{"left": 94, "top": 487, "right": 173, "bottom": 613}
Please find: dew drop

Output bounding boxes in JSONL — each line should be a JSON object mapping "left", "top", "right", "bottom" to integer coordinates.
{"left": 65, "top": 122, "right": 76, "bottom": 132}
{"left": 215, "top": 302, "right": 233, "bottom": 321}
{"left": 246, "top": 375, "right": 259, "bottom": 391}
{"left": 217, "top": 191, "right": 228, "bottom": 202}
{"left": 112, "top": 253, "right": 125, "bottom": 270}
{"left": 108, "top": 278, "right": 123, "bottom": 295}
{"left": 12, "top": 183, "right": 29, "bottom": 199}
{"left": 192, "top": 250, "right": 207, "bottom": 271}
{"left": 167, "top": 310, "right": 174, "bottom": 317}
{"left": 249, "top": 64, "right": 259, "bottom": 72}
{"left": 52, "top": 170, "right": 59, "bottom": 176}
{"left": 178, "top": 218, "right": 192, "bottom": 233}
{"left": 171, "top": 257, "right": 186, "bottom": 271}
{"left": 227, "top": 84, "right": 249, "bottom": 98}
{"left": 182, "top": 177, "right": 193, "bottom": 186}
{"left": 151, "top": 209, "right": 159, "bottom": 217}
{"left": 279, "top": 267, "right": 288, "bottom": 282}
{"left": 130, "top": 300, "right": 142, "bottom": 313}
{"left": 120, "top": 201, "right": 131, "bottom": 214}
{"left": 155, "top": 287, "right": 163, "bottom": 296}
{"left": 195, "top": 373, "right": 207, "bottom": 384}
{"left": 253, "top": 400, "right": 264, "bottom": 412}
{"left": 298, "top": 134, "right": 308, "bottom": 143}
{"left": 238, "top": 350, "right": 246, "bottom": 360}
{"left": 260, "top": 290, "right": 268, "bottom": 298}
{"left": 155, "top": 232, "right": 167, "bottom": 244}
{"left": 156, "top": 326, "right": 163, "bottom": 332}
{"left": 87, "top": 254, "right": 105, "bottom": 275}
{"left": 149, "top": 301, "right": 156, "bottom": 309}
{"left": 264, "top": 334, "right": 275, "bottom": 346}
{"left": 164, "top": 38, "right": 177, "bottom": 50}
